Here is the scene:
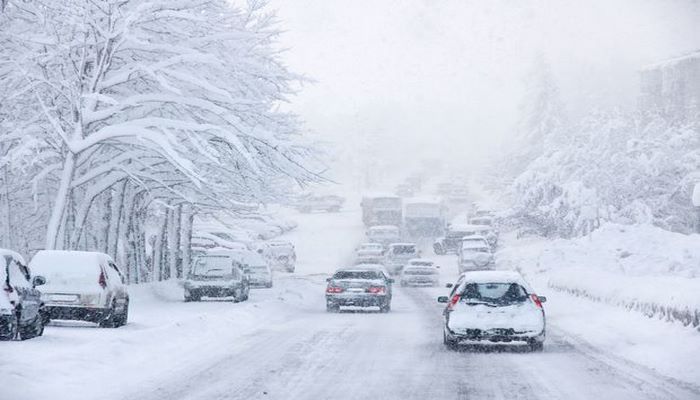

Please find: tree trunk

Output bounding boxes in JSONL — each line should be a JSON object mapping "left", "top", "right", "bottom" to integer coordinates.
{"left": 168, "top": 204, "right": 182, "bottom": 279}
{"left": 152, "top": 209, "right": 168, "bottom": 281}
{"left": 107, "top": 180, "right": 127, "bottom": 259}
{"left": 181, "top": 205, "right": 194, "bottom": 278}
{"left": 46, "top": 153, "right": 76, "bottom": 249}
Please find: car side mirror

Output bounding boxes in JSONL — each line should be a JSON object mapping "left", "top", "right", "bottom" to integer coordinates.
{"left": 437, "top": 296, "right": 449, "bottom": 303}
{"left": 436, "top": 265, "right": 440, "bottom": 269}
{"left": 326, "top": 277, "right": 331, "bottom": 282}
{"left": 32, "top": 275, "right": 46, "bottom": 287}
{"left": 445, "top": 283, "right": 453, "bottom": 288}
{"left": 538, "top": 296, "right": 547, "bottom": 303}
{"left": 387, "top": 278, "right": 395, "bottom": 284}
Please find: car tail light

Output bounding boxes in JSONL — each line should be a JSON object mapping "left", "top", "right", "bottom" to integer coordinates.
{"left": 530, "top": 294, "right": 543, "bottom": 308}
{"left": 326, "top": 286, "right": 343, "bottom": 294}
{"left": 447, "top": 294, "right": 460, "bottom": 311}
{"left": 367, "top": 286, "right": 386, "bottom": 294}
{"left": 98, "top": 271, "right": 107, "bottom": 289}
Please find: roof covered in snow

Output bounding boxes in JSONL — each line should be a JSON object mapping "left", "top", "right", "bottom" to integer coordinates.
{"left": 641, "top": 50, "right": 700, "bottom": 71}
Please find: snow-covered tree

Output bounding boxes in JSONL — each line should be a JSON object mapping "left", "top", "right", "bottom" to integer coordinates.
{"left": 0, "top": 0, "right": 320, "bottom": 279}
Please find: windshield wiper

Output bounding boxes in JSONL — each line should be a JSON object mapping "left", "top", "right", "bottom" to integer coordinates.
{"left": 462, "top": 299, "right": 497, "bottom": 307}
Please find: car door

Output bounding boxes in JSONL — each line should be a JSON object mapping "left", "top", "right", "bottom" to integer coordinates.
{"left": 107, "top": 262, "right": 128, "bottom": 308}
{"left": 10, "top": 260, "right": 41, "bottom": 323}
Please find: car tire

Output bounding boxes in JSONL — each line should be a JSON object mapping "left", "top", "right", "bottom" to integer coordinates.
{"left": 115, "top": 300, "right": 129, "bottom": 327}
{"left": 529, "top": 341, "right": 544, "bottom": 352}
{"left": 0, "top": 314, "right": 19, "bottom": 341}
{"left": 265, "top": 282, "right": 273, "bottom": 288}
{"left": 433, "top": 244, "right": 445, "bottom": 255}
{"left": 443, "top": 331, "right": 458, "bottom": 350}
{"left": 326, "top": 303, "right": 340, "bottom": 313}
{"left": 20, "top": 314, "right": 45, "bottom": 340}
{"left": 380, "top": 302, "right": 391, "bottom": 313}
{"left": 99, "top": 301, "right": 119, "bottom": 328}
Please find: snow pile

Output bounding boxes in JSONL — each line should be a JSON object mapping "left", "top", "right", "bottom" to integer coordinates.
{"left": 498, "top": 223, "right": 700, "bottom": 329}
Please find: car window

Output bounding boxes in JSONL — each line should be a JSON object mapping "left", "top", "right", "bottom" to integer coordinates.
{"left": 333, "top": 271, "right": 382, "bottom": 280}
{"left": 460, "top": 282, "right": 528, "bottom": 305}
{"left": 109, "top": 262, "right": 125, "bottom": 284}
{"left": 8, "top": 259, "right": 32, "bottom": 289}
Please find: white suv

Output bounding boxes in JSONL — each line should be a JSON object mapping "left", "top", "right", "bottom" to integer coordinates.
{"left": 30, "top": 251, "right": 129, "bottom": 328}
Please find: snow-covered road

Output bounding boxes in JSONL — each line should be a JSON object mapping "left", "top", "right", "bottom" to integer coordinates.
{"left": 3, "top": 209, "right": 699, "bottom": 400}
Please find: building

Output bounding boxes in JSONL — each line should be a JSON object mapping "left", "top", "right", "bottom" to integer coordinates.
{"left": 639, "top": 51, "right": 700, "bottom": 122}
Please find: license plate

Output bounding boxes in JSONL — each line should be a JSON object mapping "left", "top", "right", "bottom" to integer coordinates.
{"left": 348, "top": 288, "right": 365, "bottom": 293}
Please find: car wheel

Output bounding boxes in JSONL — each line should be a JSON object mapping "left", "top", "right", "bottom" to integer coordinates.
{"left": 529, "top": 341, "right": 544, "bottom": 352}
{"left": 433, "top": 244, "right": 445, "bottom": 255}
{"left": 115, "top": 301, "right": 129, "bottom": 327}
{"left": 0, "top": 314, "right": 19, "bottom": 341}
{"left": 99, "top": 301, "right": 118, "bottom": 328}
{"left": 443, "top": 331, "right": 458, "bottom": 350}
{"left": 379, "top": 302, "right": 391, "bottom": 313}
{"left": 326, "top": 302, "right": 340, "bottom": 313}
{"left": 20, "top": 313, "right": 44, "bottom": 340}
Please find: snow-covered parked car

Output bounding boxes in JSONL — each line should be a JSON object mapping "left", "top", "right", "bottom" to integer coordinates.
{"left": 325, "top": 267, "right": 394, "bottom": 313}
{"left": 1, "top": 249, "right": 46, "bottom": 340}
{"left": 236, "top": 251, "right": 273, "bottom": 288}
{"left": 366, "top": 225, "right": 401, "bottom": 246}
{"left": 184, "top": 252, "right": 250, "bottom": 302}
{"left": 384, "top": 243, "right": 419, "bottom": 275}
{"left": 295, "top": 194, "right": 345, "bottom": 213}
{"left": 400, "top": 259, "right": 439, "bottom": 287}
{"left": 264, "top": 240, "right": 296, "bottom": 273}
{"left": 438, "top": 271, "right": 547, "bottom": 351}
{"left": 30, "top": 251, "right": 129, "bottom": 328}
{"left": 457, "top": 241, "right": 494, "bottom": 273}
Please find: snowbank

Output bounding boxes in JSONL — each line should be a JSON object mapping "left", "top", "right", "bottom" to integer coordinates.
{"left": 499, "top": 223, "right": 700, "bottom": 329}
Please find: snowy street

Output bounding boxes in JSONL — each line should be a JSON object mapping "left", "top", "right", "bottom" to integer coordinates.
{"left": 5, "top": 208, "right": 699, "bottom": 400}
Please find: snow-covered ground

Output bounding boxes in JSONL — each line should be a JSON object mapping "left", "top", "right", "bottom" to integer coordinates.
{"left": 2, "top": 208, "right": 699, "bottom": 399}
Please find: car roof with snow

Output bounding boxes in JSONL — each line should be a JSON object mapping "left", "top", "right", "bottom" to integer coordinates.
{"left": 205, "top": 248, "right": 267, "bottom": 266}
{"left": 457, "top": 271, "right": 530, "bottom": 288}
{"left": 0, "top": 248, "right": 25, "bottom": 265}
{"left": 404, "top": 196, "right": 443, "bottom": 205}
{"left": 387, "top": 242, "right": 416, "bottom": 247}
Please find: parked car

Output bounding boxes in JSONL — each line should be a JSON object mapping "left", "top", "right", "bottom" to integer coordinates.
{"left": 355, "top": 242, "right": 384, "bottom": 257}
{"left": 457, "top": 241, "right": 494, "bottom": 273}
{"left": 0, "top": 249, "right": 45, "bottom": 340}
{"left": 384, "top": 243, "right": 419, "bottom": 275}
{"left": 30, "top": 250, "right": 129, "bottom": 328}
{"left": 366, "top": 225, "right": 401, "bottom": 246}
{"left": 295, "top": 194, "right": 345, "bottom": 213}
{"left": 264, "top": 240, "right": 296, "bottom": 272}
{"left": 438, "top": 271, "right": 546, "bottom": 351}
{"left": 240, "top": 253, "right": 273, "bottom": 288}
{"left": 184, "top": 252, "right": 250, "bottom": 302}
{"left": 325, "top": 267, "right": 393, "bottom": 313}
{"left": 400, "top": 259, "right": 439, "bottom": 287}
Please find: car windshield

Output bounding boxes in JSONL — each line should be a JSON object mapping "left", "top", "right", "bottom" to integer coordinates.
{"left": 460, "top": 282, "right": 528, "bottom": 305}
{"left": 404, "top": 268, "right": 436, "bottom": 275}
{"left": 333, "top": 271, "right": 382, "bottom": 280}
{"left": 410, "top": 261, "right": 433, "bottom": 267}
{"left": 192, "top": 256, "right": 234, "bottom": 277}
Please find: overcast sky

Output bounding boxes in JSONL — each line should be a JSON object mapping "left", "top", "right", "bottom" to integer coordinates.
{"left": 272, "top": 0, "right": 700, "bottom": 186}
